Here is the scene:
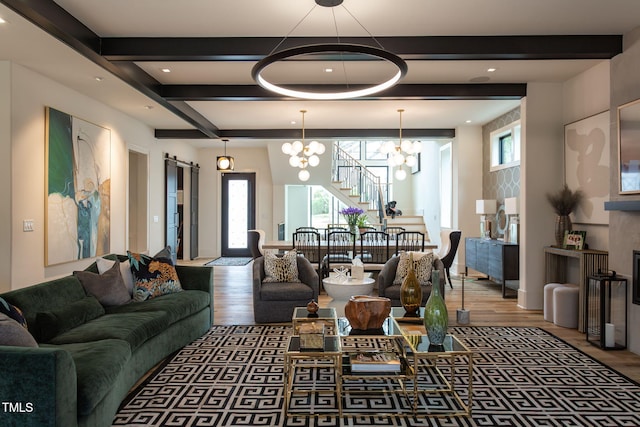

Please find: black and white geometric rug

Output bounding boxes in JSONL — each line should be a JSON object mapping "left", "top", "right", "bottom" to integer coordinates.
{"left": 113, "top": 325, "right": 640, "bottom": 427}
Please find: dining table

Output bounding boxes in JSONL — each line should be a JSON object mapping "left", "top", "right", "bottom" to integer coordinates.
{"left": 262, "top": 240, "right": 438, "bottom": 252}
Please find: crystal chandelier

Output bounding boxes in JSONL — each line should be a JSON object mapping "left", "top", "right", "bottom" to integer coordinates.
{"left": 379, "top": 109, "right": 422, "bottom": 181}
{"left": 282, "top": 110, "right": 326, "bottom": 181}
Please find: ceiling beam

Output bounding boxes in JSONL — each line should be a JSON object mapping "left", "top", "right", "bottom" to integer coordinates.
{"left": 102, "top": 35, "right": 622, "bottom": 61}
{"left": 155, "top": 128, "right": 456, "bottom": 140}
{"left": 161, "top": 83, "right": 526, "bottom": 101}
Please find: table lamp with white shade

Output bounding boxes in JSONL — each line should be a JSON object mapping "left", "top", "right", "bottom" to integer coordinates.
{"left": 504, "top": 197, "right": 520, "bottom": 244}
{"left": 476, "top": 199, "right": 497, "bottom": 239}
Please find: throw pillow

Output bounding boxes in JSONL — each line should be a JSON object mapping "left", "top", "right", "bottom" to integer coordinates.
{"left": 263, "top": 249, "right": 300, "bottom": 283}
{"left": 0, "top": 313, "right": 38, "bottom": 347}
{"left": 0, "top": 296, "right": 28, "bottom": 329}
{"left": 154, "top": 246, "right": 173, "bottom": 264}
{"left": 35, "top": 296, "right": 105, "bottom": 343}
{"left": 74, "top": 260, "right": 132, "bottom": 306}
{"left": 393, "top": 251, "right": 435, "bottom": 286}
{"left": 96, "top": 257, "right": 135, "bottom": 296}
{"left": 127, "top": 251, "right": 183, "bottom": 302}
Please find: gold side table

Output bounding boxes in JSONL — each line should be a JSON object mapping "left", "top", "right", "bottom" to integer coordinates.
{"left": 283, "top": 335, "right": 342, "bottom": 417}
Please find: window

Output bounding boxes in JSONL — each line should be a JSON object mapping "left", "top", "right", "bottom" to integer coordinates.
{"left": 490, "top": 121, "right": 521, "bottom": 171}
{"left": 338, "top": 141, "right": 361, "bottom": 159}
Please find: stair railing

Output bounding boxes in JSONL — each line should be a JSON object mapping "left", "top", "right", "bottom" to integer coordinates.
{"left": 332, "top": 145, "right": 388, "bottom": 224}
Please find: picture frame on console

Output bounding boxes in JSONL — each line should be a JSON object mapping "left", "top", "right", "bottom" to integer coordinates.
{"left": 618, "top": 98, "right": 640, "bottom": 194}
{"left": 564, "top": 230, "right": 586, "bottom": 250}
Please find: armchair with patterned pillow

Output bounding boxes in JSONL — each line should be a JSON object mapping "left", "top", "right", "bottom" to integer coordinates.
{"left": 252, "top": 250, "right": 319, "bottom": 323}
{"left": 377, "top": 252, "right": 446, "bottom": 306}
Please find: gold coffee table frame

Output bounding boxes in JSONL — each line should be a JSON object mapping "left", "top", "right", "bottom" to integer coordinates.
{"left": 283, "top": 307, "right": 474, "bottom": 418}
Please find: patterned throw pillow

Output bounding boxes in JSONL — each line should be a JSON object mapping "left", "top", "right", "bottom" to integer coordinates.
{"left": 393, "top": 251, "right": 435, "bottom": 286}
{"left": 263, "top": 249, "right": 300, "bottom": 283}
{"left": 127, "top": 251, "right": 183, "bottom": 302}
{"left": 0, "top": 296, "right": 28, "bottom": 329}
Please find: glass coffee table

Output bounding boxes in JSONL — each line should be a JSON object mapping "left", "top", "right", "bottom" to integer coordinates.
{"left": 284, "top": 308, "right": 473, "bottom": 418}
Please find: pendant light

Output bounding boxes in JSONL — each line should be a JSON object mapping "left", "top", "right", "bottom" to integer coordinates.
{"left": 282, "top": 110, "right": 325, "bottom": 181}
{"left": 379, "top": 109, "right": 422, "bottom": 180}
{"left": 217, "top": 139, "right": 234, "bottom": 171}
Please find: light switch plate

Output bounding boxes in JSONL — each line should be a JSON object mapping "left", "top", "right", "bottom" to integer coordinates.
{"left": 23, "top": 219, "right": 34, "bottom": 232}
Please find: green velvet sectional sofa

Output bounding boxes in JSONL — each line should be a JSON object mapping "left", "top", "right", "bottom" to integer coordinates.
{"left": 0, "top": 254, "right": 213, "bottom": 427}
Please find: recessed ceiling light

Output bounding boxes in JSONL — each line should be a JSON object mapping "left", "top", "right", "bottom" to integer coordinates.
{"left": 290, "top": 120, "right": 297, "bottom": 125}
{"left": 161, "top": 68, "right": 171, "bottom": 73}
{"left": 0, "top": 17, "right": 7, "bottom": 24}
{"left": 324, "top": 68, "right": 333, "bottom": 73}
{"left": 487, "top": 68, "right": 497, "bottom": 72}
{"left": 465, "top": 120, "right": 472, "bottom": 123}
{"left": 144, "top": 105, "right": 154, "bottom": 110}
{"left": 94, "top": 76, "right": 104, "bottom": 82}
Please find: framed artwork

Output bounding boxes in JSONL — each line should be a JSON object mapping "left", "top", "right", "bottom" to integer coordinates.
{"left": 45, "top": 107, "right": 111, "bottom": 266}
{"left": 411, "top": 152, "right": 421, "bottom": 174}
{"left": 564, "top": 110, "right": 610, "bottom": 224}
{"left": 564, "top": 230, "right": 586, "bottom": 250}
{"left": 618, "top": 98, "right": 640, "bottom": 194}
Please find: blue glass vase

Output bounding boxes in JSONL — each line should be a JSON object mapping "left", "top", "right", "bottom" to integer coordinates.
{"left": 423, "top": 269, "right": 448, "bottom": 346}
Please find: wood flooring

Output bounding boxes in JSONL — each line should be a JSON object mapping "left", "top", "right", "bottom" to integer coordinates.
{"left": 180, "top": 258, "right": 640, "bottom": 383}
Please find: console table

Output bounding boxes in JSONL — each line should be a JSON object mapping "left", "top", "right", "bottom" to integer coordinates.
{"left": 543, "top": 246, "right": 608, "bottom": 333}
{"left": 465, "top": 237, "right": 519, "bottom": 298}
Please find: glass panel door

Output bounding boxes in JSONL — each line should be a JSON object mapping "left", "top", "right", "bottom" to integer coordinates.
{"left": 221, "top": 172, "right": 255, "bottom": 257}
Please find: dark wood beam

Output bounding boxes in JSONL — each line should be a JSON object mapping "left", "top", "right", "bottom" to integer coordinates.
{"left": 0, "top": 0, "right": 222, "bottom": 138}
{"left": 161, "top": 83, "right": 526, "bottom": 101}
{"left": 155, "top": 128, "right": 456, "bottom": 140}
{"left": 102, "top": 35, "right": 622, "bottom": 61}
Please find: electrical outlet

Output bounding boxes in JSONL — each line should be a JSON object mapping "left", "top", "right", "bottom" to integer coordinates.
{"left": 153, "top": 215, "right": 159, "bottom": 223}
{"left": 23, "top": 219, "right": 34, "bottom": 232}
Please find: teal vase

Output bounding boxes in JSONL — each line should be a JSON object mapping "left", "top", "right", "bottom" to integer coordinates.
{"left": 423, "top": 270, "right": 448, "bottom": 346}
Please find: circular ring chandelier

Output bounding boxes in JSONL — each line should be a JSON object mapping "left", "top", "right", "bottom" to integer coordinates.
{"left": 251, "top": 0, "right": 408, "bottom": 100}
{"left": 251, "top": 43, "right": 408, "bottom": 100}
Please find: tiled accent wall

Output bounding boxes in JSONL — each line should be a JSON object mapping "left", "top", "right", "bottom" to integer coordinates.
{"left": 482, "top": 107, "right": 521, "bottom": 202}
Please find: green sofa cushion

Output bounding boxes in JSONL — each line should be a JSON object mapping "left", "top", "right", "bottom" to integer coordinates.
{"left": 36, "top": 296, "right": 106, "bottom": 343}
{"left": 104, "top": 290, "right": 210, "bottom": 324}
{"left": 48, "top": 312, "right": 169, "bottom": 351}
{"left": 1, "top": 276, "right": 87, "bottom": 338}
{"left": 42, "top": 339, "right": 132, "bottom": 417}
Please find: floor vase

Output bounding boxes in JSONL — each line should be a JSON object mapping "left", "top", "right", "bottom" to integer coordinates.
{"left": 423, "top": 270, "right": 448, "bottom": 346}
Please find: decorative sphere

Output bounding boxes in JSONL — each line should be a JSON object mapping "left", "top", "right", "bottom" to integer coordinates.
{"left": 291, "top": 140, "right": 304, "bottom": 154}
{"left": 315, "top": 143, "right": 326, "bottom": 154}
{"left": 281, "top": 142, "right": 292, "bottom": 154}
{"left": 217, "top": 157, "right": 230, "bottom": 169}
{"left": 298, "top": 169, "right": 310, "bottom": 181}
{"left": 405, "top": 155, "right": 417, "bottom": 167}
{"left": 395, "top": 168, "right": 407, "bottom": 180}
{"left": 289, "top": 155, "right": 301, "bottom": 167}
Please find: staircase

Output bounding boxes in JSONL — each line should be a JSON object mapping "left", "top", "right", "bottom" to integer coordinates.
{"left": 329, "top": 145, "right": 429, "bottom": 239}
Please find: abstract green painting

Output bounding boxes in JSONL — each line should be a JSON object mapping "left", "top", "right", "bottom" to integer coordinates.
{"left": 45, "top": 107, "right": 111, "bottom": 265}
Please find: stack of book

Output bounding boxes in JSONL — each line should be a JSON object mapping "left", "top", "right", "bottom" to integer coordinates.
{"left": 349, "top": 351, "right": 401, "bottom": 373}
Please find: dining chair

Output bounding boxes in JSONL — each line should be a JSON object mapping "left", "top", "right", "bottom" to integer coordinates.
{"left": 384, "top": 226, "right": 405, "bottom": 240}
{"left": 292, "top": 230, "right": 323, "bottom": 282}
{"left": 323, "top": 230, "right": 356, "bottom": 277}
{"left": 395, "top": 231, "right": 425, "bottom": 255}
{"left": 440, "top": 230, "right": 462, "bottom": 288}
{"left": 359, "top": 231, "right": 390, "bottom": 264}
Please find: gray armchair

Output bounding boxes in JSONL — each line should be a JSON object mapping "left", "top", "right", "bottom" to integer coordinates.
{"left": 252, "top": 255, "right": 319, "bottom": 323}
{"left": 377, "top": 255, "right": 446, "bottom": 306}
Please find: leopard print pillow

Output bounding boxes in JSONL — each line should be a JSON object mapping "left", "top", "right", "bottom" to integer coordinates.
{"left": 393, "top": 251, "right": 435, "bottom": 286}
{"left": 263, "top": 249, "right": 300, "bottom": 283}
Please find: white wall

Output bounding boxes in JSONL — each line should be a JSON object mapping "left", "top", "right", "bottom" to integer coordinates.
{"left": 610, "top": 30, "right": 640, "bottom": 355}
{"left": 519, "top": 83, "right": 565, "bottom": 310}
{"left": 412, "top": 140, "right": 442, "bottom": 245}
{"left": 453, "top": 125, "right": 483, "bottom": 271}
{"left": 562, "top": 61, "right": 611, "bottom": 251}
{"left": 0, "top": 62, "right": 11, "bottom": 292}
{"left": 7, "top": 62, "right": 198, "bottom": 289}
{"left": 197, "top": 145, "right": 274, "bottom": 258}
